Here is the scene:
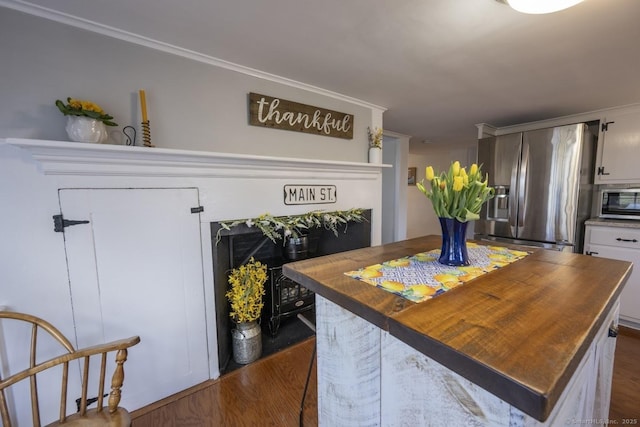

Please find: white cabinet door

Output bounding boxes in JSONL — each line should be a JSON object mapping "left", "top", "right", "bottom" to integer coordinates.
{"left": 595, "top": 110, "right": 640, "bottom": 184}
{"left": 59, "top": 188, "right": 209, "bottom": 411}
{"left": 585, "top": 243, "right": 640, "bottom": 324}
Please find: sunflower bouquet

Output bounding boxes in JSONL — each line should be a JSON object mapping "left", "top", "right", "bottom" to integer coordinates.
{"left": 55, "top": 97, "right": 118, "bottom": 126}
{"left": 417, "top": 161, "right": 494, "bottom": 222}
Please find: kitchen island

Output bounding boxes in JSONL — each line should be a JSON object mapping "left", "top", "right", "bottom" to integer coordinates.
{"left": 283, "top": 235, "right": 631, "bottom": 426}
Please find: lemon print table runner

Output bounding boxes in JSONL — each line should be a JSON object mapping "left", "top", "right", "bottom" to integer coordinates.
{"left": 344, "top": 243, "right": 529, "bottom": 303}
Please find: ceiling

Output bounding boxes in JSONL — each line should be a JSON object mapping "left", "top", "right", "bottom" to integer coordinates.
{"left": 7, "top": 0, "right": 640, "bottom": 146}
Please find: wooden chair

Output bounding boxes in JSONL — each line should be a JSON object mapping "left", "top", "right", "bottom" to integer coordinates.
{"left": 0, "top": 311, "right": 140, "bottom": 426}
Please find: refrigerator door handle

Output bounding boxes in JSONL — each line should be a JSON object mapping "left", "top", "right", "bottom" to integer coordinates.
{"left": 517, "top": 143, "right": 529, "bottom": 234}
{"left": 509, "top": 152, "right": 519, "bottom": 233}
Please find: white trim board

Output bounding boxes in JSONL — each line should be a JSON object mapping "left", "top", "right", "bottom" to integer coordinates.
{"left": 476, "top": 102, "right": 640, "bottom": 137}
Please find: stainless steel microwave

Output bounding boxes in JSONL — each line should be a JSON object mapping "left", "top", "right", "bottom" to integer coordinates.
{"left": 599, "top": 188, "right": 640, "bottom": 220}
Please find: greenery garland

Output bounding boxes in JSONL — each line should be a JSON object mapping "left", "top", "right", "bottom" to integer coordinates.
{"left": 216, "top": 208, "right": 367, "bottom": 245}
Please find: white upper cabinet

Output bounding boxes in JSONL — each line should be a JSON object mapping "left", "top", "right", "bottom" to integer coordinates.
{"left": 595, "top": 109, "right": 640, "bottom": 184}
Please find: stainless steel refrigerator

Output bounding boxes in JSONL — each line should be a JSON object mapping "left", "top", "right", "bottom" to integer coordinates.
{"left": 475, "top": 123, "right": 595, "bottom": 253}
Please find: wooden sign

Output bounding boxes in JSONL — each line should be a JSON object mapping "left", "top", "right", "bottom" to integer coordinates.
{"left": 249, "top": 93, "right": 354, "bottom": 139}
{"left": 284, "top": 185, "right": 337, "bottom": 205}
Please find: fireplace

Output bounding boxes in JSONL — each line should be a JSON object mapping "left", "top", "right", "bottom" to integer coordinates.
{"left": 211, "top": 209, "right": 371, "bottom": 372}
{"left": 266, "top": 265, "right": 314, "bottom": 336}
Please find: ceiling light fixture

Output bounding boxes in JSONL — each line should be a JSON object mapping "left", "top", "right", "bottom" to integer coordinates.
{"left": 497, "top": 0, "right": 585, "bottom": 14}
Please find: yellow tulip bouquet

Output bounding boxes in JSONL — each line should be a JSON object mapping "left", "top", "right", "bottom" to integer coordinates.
{"left": 417, "top": 161, "right": 494, "bottom": 222}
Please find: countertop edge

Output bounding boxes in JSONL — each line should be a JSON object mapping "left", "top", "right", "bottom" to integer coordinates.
{"left": 387, "top": 316, "right": 546, "bottom": 419}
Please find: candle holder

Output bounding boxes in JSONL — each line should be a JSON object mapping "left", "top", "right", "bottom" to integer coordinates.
{"left": 141, "top": 120, "right": 154, "bottom": 147}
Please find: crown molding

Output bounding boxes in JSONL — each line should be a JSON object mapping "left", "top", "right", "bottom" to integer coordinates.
{"left": 478, "top": 103, "right": 640, "bottom": 136}
{"left": 0, "top": 0, "right": 387, "bottom": 113}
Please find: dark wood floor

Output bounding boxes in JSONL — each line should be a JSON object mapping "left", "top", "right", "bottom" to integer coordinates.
{"left": 131, "top": 338, "right": 318, "bottom": 426}
{"left": 609, "top": 326, "right": 640, "bottom": 422}
{"left": 131, "top": 327, "right": 640, "bottom": 426}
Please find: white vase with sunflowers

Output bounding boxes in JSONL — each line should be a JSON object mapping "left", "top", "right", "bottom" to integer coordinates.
{"left": 56, "top": 97, "right": 118, "bottom": 143}
{"left": 65, "top": 116, "right": 109, "bottom": 143}
{"left": 417, "top": 161, "right": 494, "bottom": 266}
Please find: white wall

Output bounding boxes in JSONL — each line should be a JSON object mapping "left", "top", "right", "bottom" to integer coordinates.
{"left": 381, "top": 131, "right": 410, "bottom": 244}
{"left": 0, "top": 7, "right": 382, "bottom": 161}
{"left": 406, "top": 141, "right": 477, "bottom": 239}
{"left": 0, "top": 6, "right": 388, "bottom": 421}
{"left": 0, "top": 7, "right": 385, "bottom": 323}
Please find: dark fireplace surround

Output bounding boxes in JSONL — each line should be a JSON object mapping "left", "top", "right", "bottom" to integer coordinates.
{"left": 211, "top": 209, "right": 372, "bottom": 372}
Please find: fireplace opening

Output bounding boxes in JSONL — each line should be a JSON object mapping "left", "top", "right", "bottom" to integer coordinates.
{"left": 266, "top": 264, "right": 314, "bottom": 336}
{"left": 211, "top": 209, "right": 371, "bottom": 374}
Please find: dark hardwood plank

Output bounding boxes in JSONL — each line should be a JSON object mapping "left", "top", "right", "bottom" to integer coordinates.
{"left": 609, "top": 326, "right": 640, "bottom": 422}
{"left": 131, "top": 338, "right": 317, "bottom": 427}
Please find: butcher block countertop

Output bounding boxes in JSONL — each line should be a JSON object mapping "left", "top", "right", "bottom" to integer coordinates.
{"left": 283, "top": 235, "right": 632, "bottom": 421}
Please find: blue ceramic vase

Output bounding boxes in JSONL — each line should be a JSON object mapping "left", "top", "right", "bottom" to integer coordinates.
{"left": 438, "top": 217, "right": 470, "bottom": 266}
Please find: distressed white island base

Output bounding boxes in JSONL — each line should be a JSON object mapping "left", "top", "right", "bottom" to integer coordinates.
{"left": 315, "top": 295, "right": 618, "bottom": 427}
{"left": 282, "top": 237, "right": 630, "bottom": 427}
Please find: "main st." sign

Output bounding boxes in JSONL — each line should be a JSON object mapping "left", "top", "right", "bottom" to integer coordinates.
{"left": 284, "top": 185, "right": 337, "bottom": 205}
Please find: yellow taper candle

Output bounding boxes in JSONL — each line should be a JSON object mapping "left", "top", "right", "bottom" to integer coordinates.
{"left": 139, "top": 89, "right": 148, "bottom": 122}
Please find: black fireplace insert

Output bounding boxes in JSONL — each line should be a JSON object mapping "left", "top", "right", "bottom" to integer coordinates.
{"left": 211, "top": 209, "right": 371, "bottom": 372}
{"left": 266, "top": 265, "right": 314, "bottom": 336}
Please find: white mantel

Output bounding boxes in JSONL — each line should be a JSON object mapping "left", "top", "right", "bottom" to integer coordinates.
{"left": 6, "top": 138, "right": 389, "bottom": 179}
{"left": 3, "top": 137, "right": 389, "bottom": 223}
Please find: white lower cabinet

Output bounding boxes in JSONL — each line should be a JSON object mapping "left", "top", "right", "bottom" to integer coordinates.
{"left": 59, "top": 188, "right": 210, "bottom": 411}
{"left": 584, "top": 224, "right": 640, "bottom": 326}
